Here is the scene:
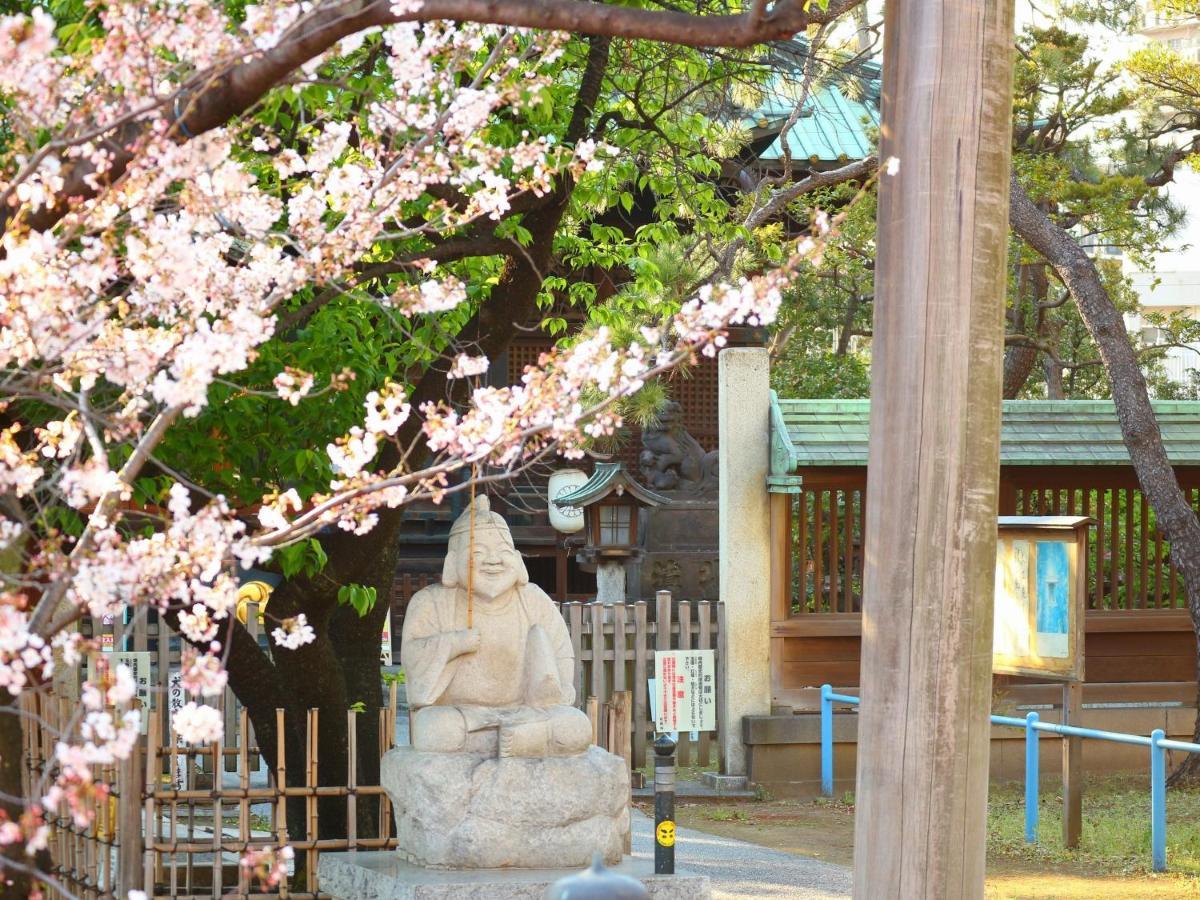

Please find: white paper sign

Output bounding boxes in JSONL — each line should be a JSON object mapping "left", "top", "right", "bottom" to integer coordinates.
{"left": 168, "top": 671, "right": 187, "bottom": 788}
{"left": 87, "top": 650, "right": 153, "bottom": 733}
{"left": 654, "top": 650, "right": 716, "bottom": 733}
{"left": 380, "top": 609, "right": 394, "bottom": 666}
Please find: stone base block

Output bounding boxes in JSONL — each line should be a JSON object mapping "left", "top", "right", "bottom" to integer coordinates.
{"left": 699, "top": 772, "right": 748, "bottom": 794}
{"left": 382, "top": 744, "right": 629, "bottom": 869}
{"left": 318, "top": 851, "right": 711, "bottom": 900}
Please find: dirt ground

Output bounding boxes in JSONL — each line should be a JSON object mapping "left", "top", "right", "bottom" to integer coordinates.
{"left": 645, "top": 798, "right": 1200, "bottom": 899}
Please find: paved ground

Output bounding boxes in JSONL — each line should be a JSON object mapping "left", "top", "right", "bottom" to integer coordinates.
{"left": 631, "top": 810, "right": 852, "bottom": 899}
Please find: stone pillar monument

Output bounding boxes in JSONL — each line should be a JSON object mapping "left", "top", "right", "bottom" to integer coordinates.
{"left": 717, "top": 348, "right": 772, "bottom": 776}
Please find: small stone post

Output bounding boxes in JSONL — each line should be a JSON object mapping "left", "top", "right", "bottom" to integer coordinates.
{"left": 717, "top": 348, "right": 772, "bottom": 775}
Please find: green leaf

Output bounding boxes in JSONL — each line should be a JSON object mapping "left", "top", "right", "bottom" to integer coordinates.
{"left": 277, "top": 538, "right": 328, "bottom": 579}
{"left": 337, "top": 583, "right": 378, "bottom": 618}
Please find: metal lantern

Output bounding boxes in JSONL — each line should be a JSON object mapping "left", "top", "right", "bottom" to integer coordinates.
{"left": 553, "top": 463, "right": 668, "bottom": 558}
{"left": 544, "top": 852, "right": 648, "bottom": 900}
{"left": 553, "top": 464, "right": 670, "bottom": 605}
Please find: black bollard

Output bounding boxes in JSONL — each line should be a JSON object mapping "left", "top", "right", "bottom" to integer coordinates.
{"left": 653, "top": 734, "right": 676, "bottom": 875}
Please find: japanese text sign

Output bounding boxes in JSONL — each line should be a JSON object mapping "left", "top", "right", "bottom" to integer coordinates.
{"left": 654, "top": 649, "right": 716, "bottom": 733}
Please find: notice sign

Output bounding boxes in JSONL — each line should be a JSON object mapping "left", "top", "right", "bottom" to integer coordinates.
{"left": 992, "top": 516, "right": 1089, "bottom": 682}
{"left": 654, "top": 650, "right": 716, "bottom": 733}
{"left": 86, "top": 650, "right": 154, "bottom": 733}
{"left": 380, "top": 609, "right": 394, "bottom": 666}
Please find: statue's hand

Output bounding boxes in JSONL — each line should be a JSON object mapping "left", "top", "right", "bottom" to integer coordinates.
{"left": 454, "top": 628, "right": 481, "bottom": 657}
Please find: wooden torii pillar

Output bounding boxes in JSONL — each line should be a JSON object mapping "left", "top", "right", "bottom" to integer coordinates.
{"left": 853, "top": 0, "right": 1016, "bottom": 897}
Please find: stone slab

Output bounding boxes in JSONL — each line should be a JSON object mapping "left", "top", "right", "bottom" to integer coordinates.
{"left": 632, "top": 779, "right": 755, "bottom": 802}
{"left": 319, "top": 851, "right": 711, "bottom": 900}
{"left": 699, "top": 772, "right": 749, "bottom": 794}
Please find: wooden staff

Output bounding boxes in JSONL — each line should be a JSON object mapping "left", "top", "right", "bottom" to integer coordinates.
{"left": 466, "top": 464, "right": 477, "bottom": 629}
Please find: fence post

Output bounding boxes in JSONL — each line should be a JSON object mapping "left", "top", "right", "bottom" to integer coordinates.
{"left": 1151, "top": 728, "right": 1167, "bottom": 873}
{"left": 117, "top": 725, "right": 145, "bottom": 897}
{"left": 820, "top": 684, "right": 833, "bottom": 797}
{"left": 1024, "top": 712, "right": 1039, "bottom": 844}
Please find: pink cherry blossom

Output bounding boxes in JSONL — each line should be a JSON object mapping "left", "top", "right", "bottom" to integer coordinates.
{"left": 173, "top": 703, "right": 224, "bottom": 745}
{"left": 272, "top": 614, "right": 316, "bottom": 650}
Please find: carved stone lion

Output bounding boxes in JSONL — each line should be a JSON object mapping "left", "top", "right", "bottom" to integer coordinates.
{"left": 639, "top": 400, "right": 718, "bottom": 495}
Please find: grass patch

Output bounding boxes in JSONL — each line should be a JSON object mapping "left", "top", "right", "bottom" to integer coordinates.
{"left": 704, "top": 808, "right": 749, "bottom": 822}
{"left": 988, "top": 775, "right": 1200, "bottom": 877}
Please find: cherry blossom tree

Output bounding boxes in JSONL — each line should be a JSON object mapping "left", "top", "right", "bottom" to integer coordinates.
{"left": 0, "top": 2, "right": 846, "bottom": 892}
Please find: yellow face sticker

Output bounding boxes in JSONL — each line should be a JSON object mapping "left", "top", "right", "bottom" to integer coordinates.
{"left": 656, "top": 820, "right": 676, "bottom": 847}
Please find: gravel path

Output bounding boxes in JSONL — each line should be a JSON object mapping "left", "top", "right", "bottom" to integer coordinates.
{"left": 631, "top": 810, "right": 852, "bottom": 900}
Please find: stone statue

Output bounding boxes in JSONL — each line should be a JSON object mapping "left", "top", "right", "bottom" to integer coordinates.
{"left": 403, "top": 495, "right": 591, "bottom": 757}
{"left": 383, "top": 497, "right": 629, "bottom": 869}
{"left": 639, "top": 400, "right": 718, "bottom": 495}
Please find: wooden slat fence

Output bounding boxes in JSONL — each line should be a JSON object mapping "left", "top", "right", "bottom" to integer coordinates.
{"left": 562, "top": 592, "right": 725, "bottom": 770}
{"left": 792, "top": 473, "right": 1200, "bottom": 614}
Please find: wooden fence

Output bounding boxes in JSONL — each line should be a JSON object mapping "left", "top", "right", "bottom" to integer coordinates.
{"left": 26, "top": 590, "right": 722, "bottom": 897}
{"left": 792, "top": 471, "right": 1200, "bottom": 614}
{"left": 562, "top": 592, "right": 725, "bottom": 771}
{"left": 22, "top": 688, "right": 400, "bottom": 900}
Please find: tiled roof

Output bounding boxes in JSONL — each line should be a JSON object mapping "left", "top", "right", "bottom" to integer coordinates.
{"left": 770, "top": 397, "right": 1200, "bottom": 472}
{"left": 553, "top": 463, "right": 669, "bottom": 508}
{"left": 743, "top": 48, "right": 881, "bottom": 164}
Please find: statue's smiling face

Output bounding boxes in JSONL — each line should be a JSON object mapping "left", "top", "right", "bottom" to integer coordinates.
{"left": 457, "top": 529, "right": 520, "bottom": 602}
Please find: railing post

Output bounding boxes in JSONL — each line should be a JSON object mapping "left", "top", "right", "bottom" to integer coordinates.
{"left": 1024, "top": 712, "right": 1039, "bottom": 844}
{"left": 1151, "top": 728, "right": 1167, "bottom": 873}
{"left": 820, "top": 684, "right": 833, "bottom": 797}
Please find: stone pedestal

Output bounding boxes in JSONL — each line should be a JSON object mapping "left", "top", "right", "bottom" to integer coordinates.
{"left": 383, "top": 745, "right": 629, "bottom": 869}
{"left": 634, "top": 498, "right": 719, "bottom": 602}
{"left": 596, "top": 560, "right": 627, "bottom": 605}
{"left": 318, "top": 852, "right": 711, "bottom": 899}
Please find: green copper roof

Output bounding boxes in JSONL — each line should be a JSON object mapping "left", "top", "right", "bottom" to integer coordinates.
{"left": 741, "top": 45, "right": 881, "bottom": 165}
{"left": 553, "top": 463, "right": 669, "bottom": 508}
{"left": 748, "top": 79, "right": 880, "bottom": 164}
{"left": 770, "top": 396, "right": 1200, "bottom": 473}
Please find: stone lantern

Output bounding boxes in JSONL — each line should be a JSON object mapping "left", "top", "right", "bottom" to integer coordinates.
{"left": 554, "top": 463, "right": 668, "bottom": 605}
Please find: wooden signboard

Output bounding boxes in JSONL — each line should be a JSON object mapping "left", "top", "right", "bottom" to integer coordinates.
{"left": 992, "top": 516, "right": 1090, "bottom": 682}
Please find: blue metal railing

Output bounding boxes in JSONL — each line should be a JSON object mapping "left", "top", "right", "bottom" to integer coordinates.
{"left": 818, "top": 683, "right": 1200, "bottom": 872}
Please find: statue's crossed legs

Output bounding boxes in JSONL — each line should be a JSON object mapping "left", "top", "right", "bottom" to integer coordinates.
{"left": 410, "top": 624, "right": 592, "bottom": 758}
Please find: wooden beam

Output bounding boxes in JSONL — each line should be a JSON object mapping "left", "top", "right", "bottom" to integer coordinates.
{"left": 852, "top": 0, "right": 1016, "bottom": 896}
{"left": 770, "top": 607, "right": 1193, "bottom": 638}
{"left": 770, "top": 493, "right": 793, "bottom": 701}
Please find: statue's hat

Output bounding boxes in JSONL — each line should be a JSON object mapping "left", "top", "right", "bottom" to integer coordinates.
{"left": 448, "top": 495, "right": 514, "bottom": 546}
{"left": 443, "top": 494, "right": 527, "bottom": 587}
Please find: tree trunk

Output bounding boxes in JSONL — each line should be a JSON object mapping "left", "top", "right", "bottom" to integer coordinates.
{"left": 852, "top": 0, "right": 1015, "bottom": 896}
{"left": 1009, "top": 177, "right": 1200, "bottom": 783}
{"left": 1043, "top": 355, "right": 1065, "bottom": 399}
{"left": 1003, "top": 343, "right": 1039, "bottom": 398}
{"left": 0, "top": 704, "right": 46, "bottom": 896}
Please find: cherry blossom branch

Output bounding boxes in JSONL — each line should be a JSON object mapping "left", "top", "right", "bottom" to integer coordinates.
{"left": 29, "top": 406, "right": 186, "bottom": 637}
{"left": 4, "top": 0, "right": 865, "bottom": 237}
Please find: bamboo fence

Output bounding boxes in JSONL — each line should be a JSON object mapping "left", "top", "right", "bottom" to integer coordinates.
{"left": 22, "top": 686, "right": 400, "bottom": 900}
{"left": 20, "top": 590, "right": 724, "bottom": 897}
